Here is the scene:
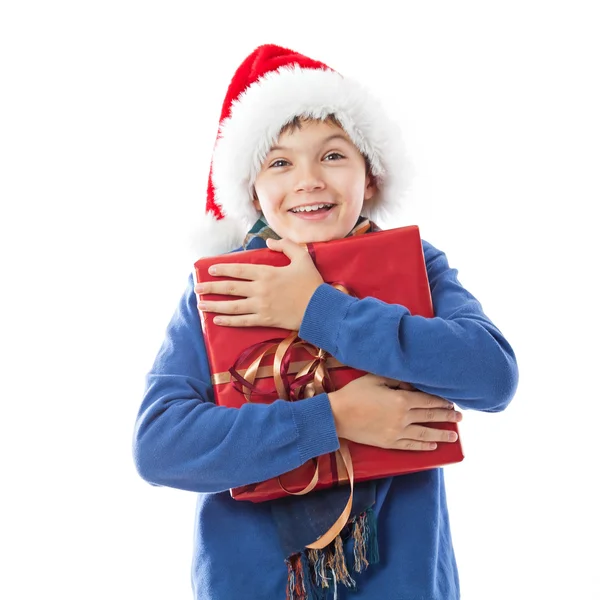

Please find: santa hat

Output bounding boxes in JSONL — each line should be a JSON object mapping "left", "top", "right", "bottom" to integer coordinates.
{"left": 192, "top": 44, "right": 413, "bottom": 257}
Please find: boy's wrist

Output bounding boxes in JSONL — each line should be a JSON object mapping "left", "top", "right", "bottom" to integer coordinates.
{"left": 327, "top": 390, "right": 345, "bottom": 439}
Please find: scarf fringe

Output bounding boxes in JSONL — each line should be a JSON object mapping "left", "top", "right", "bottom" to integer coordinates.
{"left": 365, "top": 503, "right": 380, "bottom": 566}
{"left": 285, "top": 507, "right": 380, "bottom": 600}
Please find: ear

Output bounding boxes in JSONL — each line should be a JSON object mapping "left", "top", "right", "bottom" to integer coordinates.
{"left": 251, "top": 188, "right": 261, "bottom": 211}
{"left": 363, "top": 174, "right": 377, "bottom": 203}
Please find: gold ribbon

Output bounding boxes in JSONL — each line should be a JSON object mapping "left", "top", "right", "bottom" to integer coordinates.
{"left": 210, "top": 356, "right": 344, "bottom": 386}
{"left": 216, "top": 281, "right": 356, "bottom": 548}
{"left": 307, "top": 438, "right": 353, "bottom": 549}
{"left": 223, "top": 330, "right": 333, "bottom": 496}
{"left": 228, "top": 330, "right": 355, "bottom": 548}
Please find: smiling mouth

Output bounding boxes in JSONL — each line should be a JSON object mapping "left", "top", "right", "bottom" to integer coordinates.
{"left": 289, "top": 203, "right": 334, "bottom": 214}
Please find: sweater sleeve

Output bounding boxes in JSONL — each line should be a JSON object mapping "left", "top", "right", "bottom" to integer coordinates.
{"left": 298, "top": 239, "right": 518, "bottom": 412}
{"left": 133, "top": 274, "right": 340, "bottom": 493}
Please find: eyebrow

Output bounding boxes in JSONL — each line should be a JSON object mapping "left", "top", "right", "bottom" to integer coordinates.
{"left": 268, "top": 134, "right": 352, "bottom": 153}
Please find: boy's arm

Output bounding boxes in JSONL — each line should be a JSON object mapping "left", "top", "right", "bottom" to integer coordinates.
{"left": 133, "top": 275, "right": 340, "bottom": 493}
{"left": 298, "top": 240, "right": 518, "bottom": 412}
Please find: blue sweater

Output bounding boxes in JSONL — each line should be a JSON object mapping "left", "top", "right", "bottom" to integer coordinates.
{"left": 133, "top": 239, "right": 518, "bottom": 599}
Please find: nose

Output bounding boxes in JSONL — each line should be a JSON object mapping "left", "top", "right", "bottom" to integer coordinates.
{"left": 293, "top": 162, "right": 325, "bottom": 193}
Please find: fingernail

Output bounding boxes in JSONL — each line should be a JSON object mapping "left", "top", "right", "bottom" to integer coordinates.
{"left": 213, "top": 317, "right": 223, "bottom": 325}
{"left": 196, "top": 284, "right": 205, "bottom": 293}
{"left": 448, "top": 432, "right": 458, "bottom": 442}
{"left": 208, "top": 266, "right": 217, "bottom": 275}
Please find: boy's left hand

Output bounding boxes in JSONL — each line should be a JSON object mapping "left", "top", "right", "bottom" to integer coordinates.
{"left": 195, "top": 238, "right": 324, "bottom": 331}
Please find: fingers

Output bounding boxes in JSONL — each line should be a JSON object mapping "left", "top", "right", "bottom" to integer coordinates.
{"left": 391, "top": 439, "right": 442, "bottom": 451}
{"left": 210, "top": 315, "right": 261, "bottom": 327}
{"left": 196, "top": 297, "right": 268, "bottom": 328}
{"left": 197, "top": 297, "right": 250, "bottom": 313}
{"left": 195, "top": 280, "right": 254, "bottom": 298}
{"left": 408, "top": 407, "right": 462, "bottom": 424}
{"left": 389, "top": 425, "right": 459, "bottom": 451}
{"left": 206, "top": 263, "right": 273, "bottom": 281}
{"left": 404, "top": 391, "right": 455, "bottom": 410}
{"left": 403, "top": 424, "right": 459, "bottom": 443}
{"left": 391, "top": 440, "right": 438, "bottom": 451}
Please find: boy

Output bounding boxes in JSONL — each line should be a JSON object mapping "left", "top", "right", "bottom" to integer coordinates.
{"left": 133, "top": 44, "right": 518, "bottom": 599}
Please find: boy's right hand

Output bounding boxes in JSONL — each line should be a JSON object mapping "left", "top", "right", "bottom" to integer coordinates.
{"left": 328, "top": 374, "right": 461, "bottom": 451}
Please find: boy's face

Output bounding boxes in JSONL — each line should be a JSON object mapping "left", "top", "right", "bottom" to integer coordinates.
{"left": 253, "top": 120, "right": 376, "bottom": 244}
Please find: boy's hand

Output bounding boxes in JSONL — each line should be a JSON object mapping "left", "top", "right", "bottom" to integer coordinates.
{"left": 195, "top": 238, "right": 324, "bottom": 331}
{"left": 328, "top": 374, "right": 462, "bottom": 450}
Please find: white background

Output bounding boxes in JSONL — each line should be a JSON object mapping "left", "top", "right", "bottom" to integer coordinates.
{"left": 1, "top": 1, "right": 598, "bottom": 599}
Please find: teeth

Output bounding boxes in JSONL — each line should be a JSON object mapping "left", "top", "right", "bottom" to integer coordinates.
{"left": 291, "top": 203, "right": 333, "bottom": 213}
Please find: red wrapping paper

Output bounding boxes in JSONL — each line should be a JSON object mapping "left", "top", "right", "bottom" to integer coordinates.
{"left": 194, "top": 225, "right": 464, "bottom": 502}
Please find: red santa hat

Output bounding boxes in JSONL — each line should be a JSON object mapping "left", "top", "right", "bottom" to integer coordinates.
{"left": 194, "top": 44, "right": 412, "bottom": 256}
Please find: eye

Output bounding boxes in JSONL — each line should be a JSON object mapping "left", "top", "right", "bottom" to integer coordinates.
{"left": 324, "top": 152, "right": 345, "bottom": 161}
{"left": 269, "top": 159, "right": 290, "bottom": 168}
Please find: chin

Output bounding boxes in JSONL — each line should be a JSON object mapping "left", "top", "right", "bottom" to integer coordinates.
{"left": 276, "top": 219, "right": 351, "bottom": 244}
{"left": 296, "top": 232, "right": 342, "bottom": 244}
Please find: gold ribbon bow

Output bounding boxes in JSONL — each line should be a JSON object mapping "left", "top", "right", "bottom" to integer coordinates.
{"left": 213, "top": 283, "right": 356, "bottom": 549}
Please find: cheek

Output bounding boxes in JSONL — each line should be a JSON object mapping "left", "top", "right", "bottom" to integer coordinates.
{"left": 343, "top": 176, "right": 368, "bottom": 204}
{"left": 255, "top": 180, "right": 283, "bottom": 209}
{"left": 331, "top": 169, "right": 364, "bottom": 194}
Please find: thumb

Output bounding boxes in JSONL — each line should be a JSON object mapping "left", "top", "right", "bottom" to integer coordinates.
{"left": 265, "top": 237, "right": 284, "bottom": 252}
{"left": 266, "top": 237, "right": 305, "bottom": 259}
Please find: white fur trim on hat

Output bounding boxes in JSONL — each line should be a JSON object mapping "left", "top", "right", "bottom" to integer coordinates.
{"left": 185, "top": 210, "right": 248, "bottom": 260}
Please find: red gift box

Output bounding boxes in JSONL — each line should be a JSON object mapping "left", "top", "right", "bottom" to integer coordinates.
{"left": 193, "top": 225, "right": 464, "bottom": 503}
